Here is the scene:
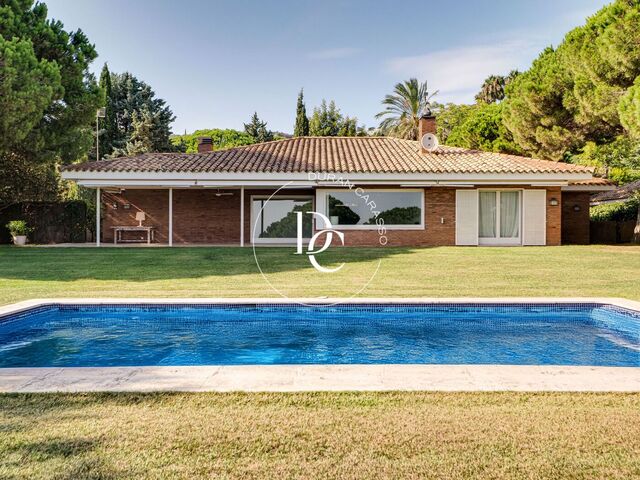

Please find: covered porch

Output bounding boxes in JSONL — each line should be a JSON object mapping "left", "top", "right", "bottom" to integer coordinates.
{"left": 94, "top": 186, "right": 314, "bottom": 247}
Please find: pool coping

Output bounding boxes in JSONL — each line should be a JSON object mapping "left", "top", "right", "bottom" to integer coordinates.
{"left": 1, "top": 297, "right": 639, "bottom": 393}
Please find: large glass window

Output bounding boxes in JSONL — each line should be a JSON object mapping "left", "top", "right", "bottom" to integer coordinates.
{"left": 252, "top": 198, "right": 313, "bottom": 240}
{"left": 326, "top": 191, "right": 423, "bottom": 227}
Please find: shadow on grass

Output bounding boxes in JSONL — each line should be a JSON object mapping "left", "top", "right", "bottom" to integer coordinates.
{"left": 0, "top": 245, "right": 418, "bottom": 282}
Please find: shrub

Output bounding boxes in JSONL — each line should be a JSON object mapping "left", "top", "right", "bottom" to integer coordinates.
{"left": 6, "top": 220, "right": 33, "bottom": 236}
{"left": 590, "top": 199, "right": 639, "bottom": 222}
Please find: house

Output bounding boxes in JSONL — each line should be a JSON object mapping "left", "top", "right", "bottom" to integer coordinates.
{"left": 591, "top": 179, "right": 640, "bottom": 206}
{"left": 61, "top": 116, "right": 614, "bottom": 247}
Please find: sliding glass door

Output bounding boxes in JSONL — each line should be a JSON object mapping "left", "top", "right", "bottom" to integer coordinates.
{"left": 478, "top": 190, "right": 521, "bottom": 245}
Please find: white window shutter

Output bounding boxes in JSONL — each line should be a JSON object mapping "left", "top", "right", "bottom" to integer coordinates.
{"left": 455, "top": 190, "right": 478, "bottom": 245}
{"left": 522, "top": 190, "right": 546, "bottom": 245}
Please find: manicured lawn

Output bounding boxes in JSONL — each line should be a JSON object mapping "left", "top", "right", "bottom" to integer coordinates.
{"left": 0, "top": 392, "right": 639, "bottom": 479}
{"left": 1, "top": 245, "right": 639, "bottom": 479}
{"left": 0, "top": 244, "right": 639, "bottom": 305}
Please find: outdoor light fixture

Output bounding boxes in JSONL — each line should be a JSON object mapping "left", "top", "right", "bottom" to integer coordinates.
{"left": 549, "top": 198, "right": 559, "bottom": 206}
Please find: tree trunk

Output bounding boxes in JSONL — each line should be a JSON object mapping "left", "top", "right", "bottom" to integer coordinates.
{"left": 634, "top": 205, "right": 640, "bottom": 244}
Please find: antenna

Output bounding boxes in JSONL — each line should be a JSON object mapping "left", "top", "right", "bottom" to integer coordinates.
{"left": 420, "top": 133, "right": 439, "bottom": 152}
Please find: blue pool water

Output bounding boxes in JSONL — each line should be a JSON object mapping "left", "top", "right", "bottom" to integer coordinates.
{"left": 0, "top": 304, "right": 638, "bottom": 367}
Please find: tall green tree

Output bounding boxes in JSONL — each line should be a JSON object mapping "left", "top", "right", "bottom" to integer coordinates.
{"left": 309, "top": 100, "right": 343, "bottom": 136}
{"left": 98, "top": 63, "right": 117, "bottom": 159}
{"left": 0, "top": 0, "right": 101, "bottom": 203}
{"left": 503, "top": 0, "right": 640, "bottom": 161}
{"left": 293, "top": 89, "right": 309, "bottom": 136}
{"left": 376, "top": 78, "right": 437, "bottom": 140}
{"left": 106, "top": 72, "right": 176, "bottom": 157}
{"left": 244, "top": 112, "right": 274, "bottom": 143}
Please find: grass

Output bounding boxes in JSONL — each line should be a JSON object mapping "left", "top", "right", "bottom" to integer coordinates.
{"left": 1, "top": 245, "right": 639, "bottom": 478}
{"left": 0, "top": 392, "right": 638, "bottom": 479}
{"left": 0, "top": 244, "right": 639, "bottom": 305}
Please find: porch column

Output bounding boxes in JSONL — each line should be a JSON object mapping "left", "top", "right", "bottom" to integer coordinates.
{"left": 240, "top": 186, "right": 245, "bottom": 247}
{"left": 96, "top": 187, "right": 101, "bottom": 247}
{"left": 168, "top": 188, "right": 173, "bottom": 246}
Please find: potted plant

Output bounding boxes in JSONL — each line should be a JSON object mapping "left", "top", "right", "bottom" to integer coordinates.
{"left": 6, "top": 220, "right": 32, "bottom": 246}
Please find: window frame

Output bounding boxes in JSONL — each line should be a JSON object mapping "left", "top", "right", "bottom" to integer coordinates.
{"left": 315, "top": 188, "right": 425, "bottom": 230}
{"left": 477, "top": 188, "right": 523, "bottom": 246}
{"left": 250, "top": 195, "right": 315, "bottom": 244}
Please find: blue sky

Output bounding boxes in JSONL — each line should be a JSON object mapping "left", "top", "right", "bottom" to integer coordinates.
{"left": 45, "top": 0, "right": 609, "bottom": 134}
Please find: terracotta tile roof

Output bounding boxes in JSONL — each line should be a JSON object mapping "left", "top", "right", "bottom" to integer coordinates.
{"left": 63, "top": 137, "right": 592, "bottom": 175}
{"left": 568, "top": 178, "right": 616, "bottom": 186}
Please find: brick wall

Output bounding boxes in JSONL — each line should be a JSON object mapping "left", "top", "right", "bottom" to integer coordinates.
{"left": 561, "top": 192, "right": 591, "bottom": 244}
{"left": 173, "top": 189, "right": 240, "bottom": 244}
{"left": 102, "top": 190, "right": 169, "bottom": 243}
{"left": 545, "top": 187, "right": 562, "bottom": 246}
{"left": 101, "top": 186, "right": 571, "bottom": 246}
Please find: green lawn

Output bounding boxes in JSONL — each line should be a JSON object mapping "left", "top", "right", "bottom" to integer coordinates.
{"left": 0, "top": 244, "right": 639, "bottom": 305}
{"left": 1, "top": 245, "right": 639, "bottom": 479}
{"left": 1, "top": 392, "right": 639, "bottom": 479}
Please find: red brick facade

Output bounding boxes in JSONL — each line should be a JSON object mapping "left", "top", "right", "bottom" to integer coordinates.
{"left": 100, "top": 186, "right": 578, "bottom": 246}
{"left": 561, "top": 192, "right": 591, "bottom": 244}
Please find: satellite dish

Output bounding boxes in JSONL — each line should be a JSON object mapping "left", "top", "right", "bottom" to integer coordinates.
{"left": 420, "top": 133, "right": 439, "bottom": 151}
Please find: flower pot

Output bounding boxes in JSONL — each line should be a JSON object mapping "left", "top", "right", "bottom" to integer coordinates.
{"left": 12, "top": 235, "right": 27, "bottom": 246}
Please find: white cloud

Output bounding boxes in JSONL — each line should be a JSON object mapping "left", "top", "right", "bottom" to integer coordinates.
{"left": 385, "top": 40, "right": 540, "bottom": 104}
{"left": 308, "top": 47, "right": 362, "bottom": 60}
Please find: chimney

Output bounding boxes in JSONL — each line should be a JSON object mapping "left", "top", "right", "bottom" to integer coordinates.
{"left": 197, "top": 136, "right": 213, "bottom": 153}
{"left": 419, "top": 114, "right": 437, "bottom": 153}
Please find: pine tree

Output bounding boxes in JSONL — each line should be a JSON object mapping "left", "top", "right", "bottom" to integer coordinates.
{"left": 244, "top": 112, "right": 274, "bottom": 143}
{"left": 293, "top": 89, "right": 309, "bottom": 136}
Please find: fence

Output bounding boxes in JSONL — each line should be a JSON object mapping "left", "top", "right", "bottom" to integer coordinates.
{"left": 590, "top": 220, "right": 636, "bottom": 244}
{"left": 0, "top": 201, "right": 92, "bottom": 244}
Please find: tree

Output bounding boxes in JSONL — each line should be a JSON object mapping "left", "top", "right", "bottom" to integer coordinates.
{"left": 170, "top": 129, "right": 255, "bottom": 153}
{"left": 244, "top": 112, "right": 274, "bottom": 143}
{"left": 107, "top": 72, "right": 176, "bottom": 157}
{"left": 338, "top": 116, "right": 358, "bottom": 136}
{"left": 0, "top": 0, "right": 101, "bottom": 203}
{"left": 97, "top": 63, "right": 117, "bottom": 159}
{"left": 503, "top": 0, "right": 640, "bottom": 160}
{"left": 568, "top": 136, "right": 640, "bottom": 183}
{"left": 619, "top": 77, "right": 640, "bottom": 138}
{"left": 376, "top": 78, "right": 438, "bottom": 140}
{"left": 502, "top": 47, "right": 580, "bottom": 160}
{"left": 434, "top": 103, "right": 475, "bottom": 143}
{"left": 309, "top": 100, "right": 343, "bottom": 136}
{"left": 293, "top": 89, "right": 309, "bottom": 136}
{"left": 112, "top": 107, "right": 164, "bottom": 157}
{"left": 446, "top": 103, "right": 522, "bottom": 155}
{"left": 475, "top": 71, "right": 519, "bottom": 104}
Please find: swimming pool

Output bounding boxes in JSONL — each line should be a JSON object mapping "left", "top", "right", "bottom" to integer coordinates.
{"left": 0, "top": 303, "right": 638, "bottom": 368}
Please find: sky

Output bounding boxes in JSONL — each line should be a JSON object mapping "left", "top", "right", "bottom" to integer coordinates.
{"left": 45, "top": 0, "right": 610, "bottom": 135}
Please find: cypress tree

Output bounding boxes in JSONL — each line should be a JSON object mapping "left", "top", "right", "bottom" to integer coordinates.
{"left": 98, "top": 63, "right": 117, "bottom": 158}
{"left": 294, "top": 89, "right": 310, "bottom": 136}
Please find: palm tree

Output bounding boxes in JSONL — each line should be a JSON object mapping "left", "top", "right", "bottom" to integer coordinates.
{"left": 476, "top": 71, "right": 520, "bottom": 104}
{"left": 376, "top": 79, "right": 438, "bottom": 140}
{"left": 476, "top": 75, "right": 506, "bottom": 104}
